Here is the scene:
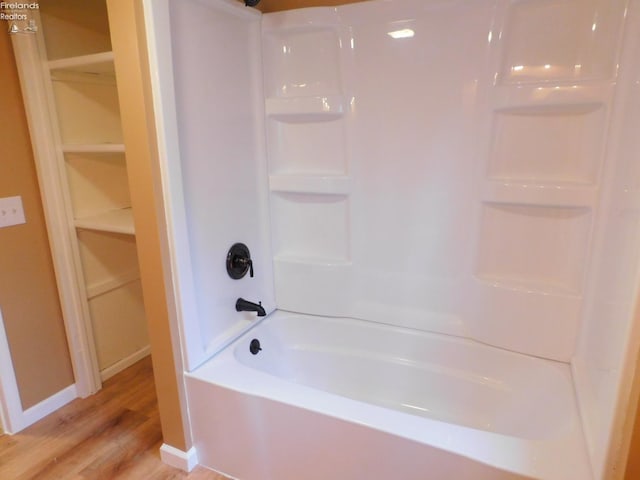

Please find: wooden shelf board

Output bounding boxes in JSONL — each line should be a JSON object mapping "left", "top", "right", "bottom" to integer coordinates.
{"left": 85, "top": 268, "right": 140, "bottom": 299}
{"left": 75, "top": 208, "right": 135, "bottom": 235}
{"left": 62, "top": 143, "right": 125, "bottom": 154}
{"left": 49, "top": 51, "right": 115, "bottom": 76}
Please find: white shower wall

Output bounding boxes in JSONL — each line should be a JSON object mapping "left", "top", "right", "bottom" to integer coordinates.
{"left": 573, "top": 1, "right": 640, "bottom": 475}
{"left": 147, "top": 0, "right": 276, "bottom": 371}
{"left": 263, "top": 1, "right": 639, "bottom": 475}
{"left": 264, "top": 2, "right": 491, "bottom": 336}
{"left": 264, "top": 0, "right": 627, "bottom": 362}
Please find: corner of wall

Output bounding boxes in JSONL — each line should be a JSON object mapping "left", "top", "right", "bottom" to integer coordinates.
{"left": 106, "top": 0, "right": 193, "bottom": 453}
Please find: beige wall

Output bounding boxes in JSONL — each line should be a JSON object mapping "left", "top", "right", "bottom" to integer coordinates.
{"left": 624, "top": 304, "right": 640, "bottom": 479}
{"left": 626, "top": 395, "right": 640, "bottom": 478}
{"left": 0, "top": 31, "right": 74, "bottom": 409}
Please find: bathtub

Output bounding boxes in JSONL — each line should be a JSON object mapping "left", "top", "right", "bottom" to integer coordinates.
{"left": 186, "top": 311, "right": 592, "bottom": 479}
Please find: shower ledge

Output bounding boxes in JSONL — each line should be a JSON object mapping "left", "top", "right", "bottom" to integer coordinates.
{"left": 266, "top": 95, "right": 345, "bottom": 123}
{"left": 269, "top": 174, "right": 352, "bottom": 195}
{"left": 274, "top": 254, "right": 352, "bottom": 268}
{"left": 482, "top": 181, "right": 598, "bottom": 208}
{"left": 475, "top": 274, "right": 582, "bottom": 297}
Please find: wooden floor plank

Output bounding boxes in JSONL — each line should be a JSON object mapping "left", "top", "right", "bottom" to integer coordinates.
{"left": 0, "top": 357, "right": 229, "bottom": 480}
{"left": 26, "top": 409, "right": 150, "bottom": 480}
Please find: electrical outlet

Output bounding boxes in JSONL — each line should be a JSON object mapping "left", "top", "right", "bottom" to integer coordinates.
{"left": 0, "top": 196, "right": 26, "bottom": 228}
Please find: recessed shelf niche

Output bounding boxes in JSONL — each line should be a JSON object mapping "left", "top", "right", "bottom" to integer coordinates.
{"left": 52, "top": 78, "right": 123, "bottom": 145}
{"left": 488, "top": 104, "right": 605, "bottom": 185}
{"left": 263, "top": 27, "right": 343, "bottom": 99}
{"left": 271, "top": 192, "right": 350, "bottom": 262}
{"left": 65, "top": 152, "right": 130, "bottom": 218}
{"left": 267, "top": 119, "right": 348, "bottom": 175}
{"left": 500, "top": 0, "right": 624, "bottom": 84}
{"left": 40, "top": 0, "right": 112, "bottom": 60}
{"left": 476, "top": 203, "right": 591, "bottom": 294}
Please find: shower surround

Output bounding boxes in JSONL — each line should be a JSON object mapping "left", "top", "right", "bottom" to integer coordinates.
{"left": 144, "top": 0, "right": 640, "bottom": 478}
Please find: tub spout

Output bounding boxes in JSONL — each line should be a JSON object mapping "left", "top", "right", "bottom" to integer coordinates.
{"left": 236, "top": 297, "right": 266, "bottom": 317}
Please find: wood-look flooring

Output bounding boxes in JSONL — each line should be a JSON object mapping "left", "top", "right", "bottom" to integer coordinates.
{"left": 0, "top": 357, "right": 230, "bottom": 480}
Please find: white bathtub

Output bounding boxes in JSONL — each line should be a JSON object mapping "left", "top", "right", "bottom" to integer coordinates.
{"left": 186, "top": 311, "right": 592, "bottom": 479}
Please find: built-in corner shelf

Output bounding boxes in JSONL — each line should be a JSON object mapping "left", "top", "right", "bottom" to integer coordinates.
{"left": 475, "top": 274, "right": 581, "bottom": 297}
{"left": 74, "top": 207, "right": 135, "bottom": 235}
{"left": 482, "top": 180, "right": 598, "bottom": 207}
{"left": 48, "top": 51, "right": 115, "bottom": 77}
{"left": 269, "top": 174, "right": 352, "bottom": 195}
{"left": 62, "top": 143, "right": 125, "bottom": 154}
{"left": 266, "top": 95, "right": 346, "bottom": 123}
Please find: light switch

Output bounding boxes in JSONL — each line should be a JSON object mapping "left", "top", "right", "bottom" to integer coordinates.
{"left": 0, "top": 196, "right": 26, "bottom": 228}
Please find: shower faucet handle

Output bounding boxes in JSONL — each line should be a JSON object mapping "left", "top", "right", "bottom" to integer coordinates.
{"left": 238, "top": 257, "right": 254, "bottom": 277}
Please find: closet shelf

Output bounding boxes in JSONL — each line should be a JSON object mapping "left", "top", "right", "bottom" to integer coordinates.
{"left": 49, "top": 51, "right": 115, "bottom": 76}
{"left": 266, "top": 95, "right": 346, "bottom": 123}
{"left": 75, "top": 208, "right": 135, "bottom": 235}
{"left": 85, "top": 268, "right": 140, "bottom": 300}
{"left": 269, "top": 174, "right": 352, "bottom": 195}
{"left": 62, "top": 143, "right": 125, "bottom": 154}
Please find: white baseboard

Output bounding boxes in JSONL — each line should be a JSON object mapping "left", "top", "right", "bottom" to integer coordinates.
{"left": 21, "top": 384, "right": 77, "bottom": 429}
{"left": 100, "top": 345, "right": 151, "bottom": 382}
{"left": 160, "top": 443, "right": 198, "bottom": 472}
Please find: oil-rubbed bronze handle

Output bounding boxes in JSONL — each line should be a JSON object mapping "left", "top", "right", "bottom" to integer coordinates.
{"left": 235, "top": 256, "right": 254, "bottom": 278}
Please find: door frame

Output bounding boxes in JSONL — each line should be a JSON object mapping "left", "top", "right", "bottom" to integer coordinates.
{"left": 9, "top": 15, "right": 102, "bottom": 399}
{"left": 0, "top": 308, "right": 23, "bottom": 433}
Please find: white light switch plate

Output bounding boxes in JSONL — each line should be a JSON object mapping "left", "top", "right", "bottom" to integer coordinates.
{"left": 0, "top": 196, "right": 26, "bottom": 228}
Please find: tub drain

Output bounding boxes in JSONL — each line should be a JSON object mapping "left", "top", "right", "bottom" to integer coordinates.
{"left": 249, "top": 339, "right": 262, "bottom": 355}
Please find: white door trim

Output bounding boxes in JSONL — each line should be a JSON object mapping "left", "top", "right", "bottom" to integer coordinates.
{"left": 9, "top": 15, "right": 102, "bottom": 398}
{"left": 0, "top": 308, "right": 24, "bottom": 433}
